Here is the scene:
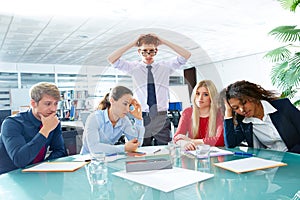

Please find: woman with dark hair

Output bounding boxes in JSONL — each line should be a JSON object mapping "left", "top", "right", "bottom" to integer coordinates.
{"left": 80, "top": 86, "right": 144, "bottom": 155}
{"left": 223, "top": 80, "right": 300, "bottom": 153}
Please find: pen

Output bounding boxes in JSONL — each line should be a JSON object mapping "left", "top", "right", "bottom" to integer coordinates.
{"left": 153, "top": 149, "right": 161, "bottom": 154}
{"left": 234, "top": 152, "right": 255, "bottom": 157}
{"left": 134, "top": 151, "right": 146, "bottom": 155}
{"left": 106, "top": 153, "right": 118, "bottom": 157}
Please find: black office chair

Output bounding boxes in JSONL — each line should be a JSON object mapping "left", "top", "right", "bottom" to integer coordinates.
{"left": 0, "top": 110, "right": 11, "bottom": 130}
{"left": 168, "top": 102, "right": 182, "bottom": 128}
{"left": 114, "top": 135, "right": 125, "bottom": 145}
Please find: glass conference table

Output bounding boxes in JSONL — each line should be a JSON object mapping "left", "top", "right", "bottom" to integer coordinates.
{"left": 0, "top": 147, "right": 299, "bottom": 200}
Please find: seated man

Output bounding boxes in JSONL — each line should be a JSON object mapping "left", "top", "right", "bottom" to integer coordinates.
{"left": 0, "top": 82, "right": 67, "bottom": 174}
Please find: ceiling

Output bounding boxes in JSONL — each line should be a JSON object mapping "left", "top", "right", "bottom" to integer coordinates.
{"left": 0, "top": 0, "right": 299, "bottom": 68}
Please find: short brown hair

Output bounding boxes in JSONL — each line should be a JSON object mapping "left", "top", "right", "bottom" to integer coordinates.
{"left": 30, "top": 82, "right": 60, "bottom": 103}
{"left": 137, "top": 34, "right": 160, "bottom": 47}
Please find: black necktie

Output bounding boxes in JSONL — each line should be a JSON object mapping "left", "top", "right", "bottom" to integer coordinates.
{"left": 146, "top": 65, "right": 157, "bottom": 115}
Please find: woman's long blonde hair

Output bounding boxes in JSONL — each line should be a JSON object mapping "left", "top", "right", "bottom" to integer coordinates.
{"left": 191, "top": 80, "right": 218, "bottom": 138}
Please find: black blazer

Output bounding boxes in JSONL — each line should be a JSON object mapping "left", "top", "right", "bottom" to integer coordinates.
{"left": 224, "top": 98, "right": 300, "bottom": 153}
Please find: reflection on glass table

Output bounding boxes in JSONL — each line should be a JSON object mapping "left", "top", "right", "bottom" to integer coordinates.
{"left": 0, "top": 147, "right": 299, "bottom": 200}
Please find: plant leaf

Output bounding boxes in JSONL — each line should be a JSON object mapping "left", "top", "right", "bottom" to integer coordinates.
{"left": 268, "top": 25, "right": 300, "bottom": 42}
{"left": 293, "top": 99, "right": 300, "bottom": 107}
{"left": 271, "top": 53, "right": 300, "bottom": 91}
{"left": 264, "top": 46, "right": 291, "bottom": 63}
{"left": 277, "top": 0, "right": 300, "bottom": 12}
{"left": 280, "top": 87, "right": 297, "bottom": 99}
{"left": 286, "top": 53, "right": 300, "bottom": 87}
{"left": 270, "top": 61, "right": 290, "bottom": 89}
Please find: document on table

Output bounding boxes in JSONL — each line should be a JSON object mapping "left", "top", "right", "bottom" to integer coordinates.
{"left": 214, "top": 157, "right": 287, "bottom": 174}
{"left": 72, "top": 154, "right": 126, "bottom": 162}
{"left": 113, "top": 167, "right": 214, "bottom": 192}
{"left": 22, "top": 161, "right": 89, "bottom": 172}
{"left": 185, "top": 147, "right": 234, "bottom": 158}
{"left": 135, "top": 146, "right": 169, "bottom": 156}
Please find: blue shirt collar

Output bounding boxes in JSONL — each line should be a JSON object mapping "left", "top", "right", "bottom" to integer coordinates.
{"left": 102, "top": 109, "right": 122, "bottom": 127}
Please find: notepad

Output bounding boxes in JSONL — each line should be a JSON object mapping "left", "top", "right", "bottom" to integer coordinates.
{"left": 128, "top": 146, "right": 169, "bottom": 157}
{"left": 214, "top": 157, "right": 287, "bottom": 174}
{"left": 22, "top": 161, "right": 89, "bottom": 172}
{"left": 185, "top": 147, "right": 234, "bottom": 158}
{"left": 72, "top": 154, "right": 126, "bottom": 162}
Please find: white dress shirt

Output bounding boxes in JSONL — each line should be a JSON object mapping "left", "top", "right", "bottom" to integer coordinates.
{"left": 113, "top": 56, "right": 187, "bottom": 112}
{"left": 243, "top": 100, "right": 288, "bottom": 152}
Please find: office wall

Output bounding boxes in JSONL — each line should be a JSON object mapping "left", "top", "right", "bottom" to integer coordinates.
{"left": 169, "top": 85, "right": 190, "bottom": 110}
{"left": 1, "top": 52, "right": 278, "bottom": 110}
{"left": 10, "top": 89, "right": 30, "bottom": 111}
{"left": 195, "top": 52, "right": 277, "bottom": 92}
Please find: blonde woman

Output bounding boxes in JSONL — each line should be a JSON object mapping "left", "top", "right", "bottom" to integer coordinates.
{"left": 173, "top": 80, "right": 224, "bottom": 150}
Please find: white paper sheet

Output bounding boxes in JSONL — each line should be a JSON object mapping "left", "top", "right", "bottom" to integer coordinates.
{"left": 113, "top": 167, "right": 214, "bottom": 192}
{"left": 137, "top": 146, "right": 169, "bottom": 156}
{"left": 72, "top": 153, "right": 126, "bottom": 162}
{"left": 22, "top": 162, "right": 88, "bottom": 172}
{"left": 214, "top": 157, "right": 287, "bottom": 173}
{"left": 185, "top": 147, "right": 234, "bottom": 158}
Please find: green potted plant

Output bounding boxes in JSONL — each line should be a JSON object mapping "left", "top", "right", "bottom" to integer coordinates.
{"left": 264, "top": 0, "right": 300, "bottom": 106}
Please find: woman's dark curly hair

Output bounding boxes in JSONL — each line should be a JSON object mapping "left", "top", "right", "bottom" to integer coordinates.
{"left": 225, "top": 80, "right": 279, "bottom": 104}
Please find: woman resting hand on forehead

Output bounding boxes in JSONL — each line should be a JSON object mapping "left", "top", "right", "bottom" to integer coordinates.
{"left": 223, "top": 80, "right": 300, "bottom": 154}
{"left": 80, "top": 86, "right": 145, "bottom": 155}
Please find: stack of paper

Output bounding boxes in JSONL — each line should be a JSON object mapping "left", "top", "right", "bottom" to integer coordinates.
{"left": 214, "top": 157, "right": 287, "bottom": 173}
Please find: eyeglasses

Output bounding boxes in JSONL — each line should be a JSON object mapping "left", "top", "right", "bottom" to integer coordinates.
{"left": 139, "top": 49, "right": 157, "bottom": 57}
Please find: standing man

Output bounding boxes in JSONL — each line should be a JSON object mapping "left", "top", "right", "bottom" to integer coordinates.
{"left": 0, "top": 82, "right": 67, "bottom": 174}
{"left": 107, "top": 33, "right": 191, "bottom": 146}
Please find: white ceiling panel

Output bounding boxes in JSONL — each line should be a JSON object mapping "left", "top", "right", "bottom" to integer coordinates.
{"left": 0, "top": 0, "right": 299, "bottom": 68}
